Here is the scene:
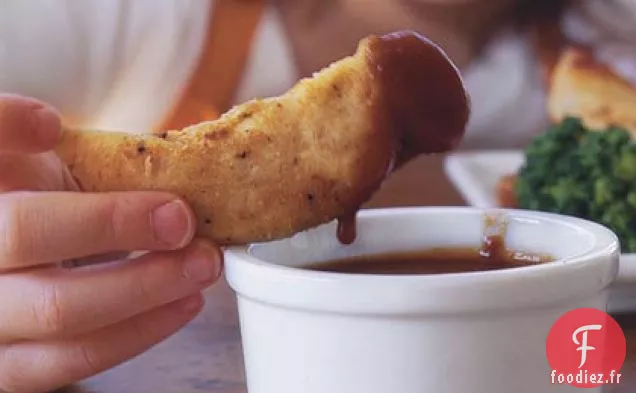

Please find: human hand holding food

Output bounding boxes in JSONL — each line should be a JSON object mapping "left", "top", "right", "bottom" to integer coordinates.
{"left": 0, "top": 95, "right": 223, "bottom": 393}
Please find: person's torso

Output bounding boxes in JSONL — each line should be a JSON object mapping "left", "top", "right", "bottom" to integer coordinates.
{"left": 0, "top": 0, "right": 297, "bottom": 134}
{"left": 3, "top": 0, "right": 632, "bottom": 149}
{"left": 0, "top": 0, "right": 210, "bottom": 132}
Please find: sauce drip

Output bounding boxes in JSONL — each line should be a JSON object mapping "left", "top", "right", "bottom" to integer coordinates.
{"left": 478, "top": 212, "right": 549, "bottom": 263}
{"left": 480, "top": 232, "right": 508, "bottom": 259}
{"left": 334, "top": 30, "right": 470, "bottom": 244}
{"left": 336, "top": 212, "right": 357, "bottom": 245}
{"left": 480, "top": 213, "right": 508, "bottom": 259}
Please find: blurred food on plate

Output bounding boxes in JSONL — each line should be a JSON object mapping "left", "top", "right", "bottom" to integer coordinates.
{"left": 497, "top": 41, "right": 636, "bottom": 251}
{"left": 515, "top": 117, "right": 636, "bottom": 252}
{"left": 549, "top": 48, "right": 636, "bottom": 136}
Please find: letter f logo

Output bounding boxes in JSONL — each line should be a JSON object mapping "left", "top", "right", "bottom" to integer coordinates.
{"left": 572, "top": 324, "right": 602, "bottom": 368}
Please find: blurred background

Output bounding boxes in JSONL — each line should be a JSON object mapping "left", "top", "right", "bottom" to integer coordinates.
{"left": 2, "top": 0, "right": 629, "bottom": 207}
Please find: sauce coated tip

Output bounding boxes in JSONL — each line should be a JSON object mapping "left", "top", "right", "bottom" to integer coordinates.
{"left": 368, "top": 30, "right": 471, "bottom": 158}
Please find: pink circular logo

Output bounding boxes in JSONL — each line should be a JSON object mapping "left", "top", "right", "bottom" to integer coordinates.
{"left": 546, "top": 308, "right": 626, "bottom": 388}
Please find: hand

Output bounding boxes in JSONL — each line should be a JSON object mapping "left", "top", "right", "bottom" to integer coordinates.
{"left": 0, "top": 94, "right": 223, "bottom": 393}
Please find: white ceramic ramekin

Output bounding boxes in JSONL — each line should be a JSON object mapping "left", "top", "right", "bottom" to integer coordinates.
{"left": 225, "top": 207, "right": 619, "bottom": 393}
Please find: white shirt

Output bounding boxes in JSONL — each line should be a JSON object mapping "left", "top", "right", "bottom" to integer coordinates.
{"left": 1, "top": 0, "right": 630, "bottom": 148}
{"left": 0, "top": 0, "right": 211, "bottom": 133}
{"left": 446, "top": 0, "right": 636, "bottom": 149}
{"left": 0, "top": 0, "right": 298, "bottom": 134}
{"left": 562, "top": 0, "right": 636, "bottom": 85}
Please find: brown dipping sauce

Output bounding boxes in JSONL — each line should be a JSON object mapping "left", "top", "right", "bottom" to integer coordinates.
{"left": 335, "top": 30, "right": 470, "bottom": 245}
{"left": 315, "top": 216, "right": 553, "bottom": 275}
{"left": 305, "top": 246, "right": 552, "bottom": 275}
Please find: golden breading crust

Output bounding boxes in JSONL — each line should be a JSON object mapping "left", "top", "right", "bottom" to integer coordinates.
{"left": 55, "top": 32, "right": 468, "bottom": 245}
{"left": 548, "top": 47, "right": 636, "bottom": 136}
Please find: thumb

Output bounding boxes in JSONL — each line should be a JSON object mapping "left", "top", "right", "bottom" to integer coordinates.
{"left": 0, "top": 94, "right": 62, "bottom": 153}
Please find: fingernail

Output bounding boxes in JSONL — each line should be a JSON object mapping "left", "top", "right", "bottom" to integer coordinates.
{"left": 151, "top": 200, "right": 193, "bottom": 248}
{"left": 35, "top": 106, "right": 62, "bottom": 145}
{"left": 182, "top": 242, "right": 222, "bottom": 283}
{"left": 179, "top": 294, "right": 204, "bottom": 313}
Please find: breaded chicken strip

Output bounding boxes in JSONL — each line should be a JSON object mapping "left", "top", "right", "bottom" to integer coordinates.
{"left": 55, "top": 31, "right": 469, "bottom": 245}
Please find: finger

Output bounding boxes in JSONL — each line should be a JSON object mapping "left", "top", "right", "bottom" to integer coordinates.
{"left": 0, "top": 293, "right": 204, "bottom": 393}
{"left": 0, "top": 240, "right": 222, "bottom": 341}
{"left": 0, "top": 191, "right": 197, "bottom": 269}
{"left": 0, "top": 94, "right": 61, "bottom": 153}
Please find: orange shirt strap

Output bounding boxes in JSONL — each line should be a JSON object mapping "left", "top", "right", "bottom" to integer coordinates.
{"left": 158, "top": 0, "right": 265, "bottom": 131}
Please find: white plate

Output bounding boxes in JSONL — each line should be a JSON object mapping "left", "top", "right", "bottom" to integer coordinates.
{"left": 444, "top": 150, "right": 636, "bottom": 313}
